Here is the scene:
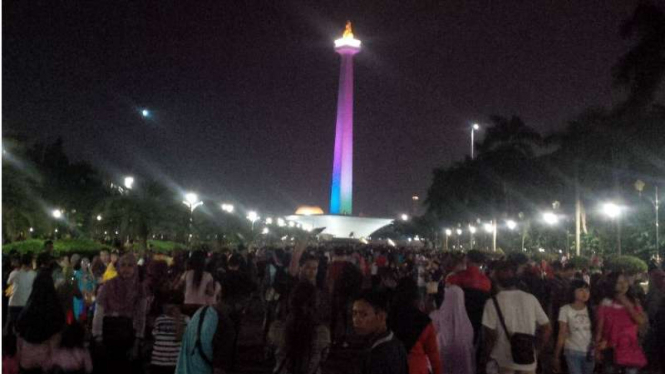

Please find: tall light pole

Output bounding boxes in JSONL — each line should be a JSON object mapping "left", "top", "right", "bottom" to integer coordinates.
{"left": 247, "top": 211, "right": 260, "bottom": 231}
{"left": 635, "top": 180, "right": 660, "bottom": 259}
{"left": 183, "top": 193, "right": 203, "bottom": 241}
{"left": 471, "top": 123, "right": 480, "bottom": 160}
{"left": 468, "top": 225, "right": 477, "bottom": 249}
{"left": 444, "top": 229, "right": 452, "bottom": 251}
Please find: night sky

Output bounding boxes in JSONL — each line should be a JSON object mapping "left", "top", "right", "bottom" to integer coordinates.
{"left": 3, "top": 1, "right": 639, "bottom": 217}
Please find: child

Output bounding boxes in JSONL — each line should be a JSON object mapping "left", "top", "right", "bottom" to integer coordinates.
{"left": 47, "top": 322, "right": 93, "bottom": 374}
{"left": 553, "top": 279, "right": 594, "bottom": 374}
{"left": 151, "top": 294, "right": 188, "bottom": 374}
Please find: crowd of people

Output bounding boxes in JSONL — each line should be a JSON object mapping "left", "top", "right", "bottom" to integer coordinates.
{"left": 2, "top": 239, "right": 665, "bottom": 374}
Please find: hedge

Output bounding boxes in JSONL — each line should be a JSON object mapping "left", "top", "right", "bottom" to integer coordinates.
{"left": 148, "top": 240, "right": 187, "bottom": 253}
{"left": 2, "top": 239, "right": 111, "bottom": 256}
{"left": 603, "top": 255, "right": 648, "bottom": 275}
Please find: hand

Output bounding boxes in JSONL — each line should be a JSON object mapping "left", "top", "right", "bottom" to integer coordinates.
{"left": 553, "top": 358, "right": 561, "bottom": 373}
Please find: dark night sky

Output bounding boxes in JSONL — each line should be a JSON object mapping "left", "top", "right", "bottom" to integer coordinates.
{"left": 3, "top": 1, "right": 640, "bottom": 217}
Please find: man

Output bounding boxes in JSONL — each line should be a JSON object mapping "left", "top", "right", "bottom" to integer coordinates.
{"left": 352, "top": 289, "right": 408, "bottom": 374}
{"left": 446, "top": 249, "right": 491, "bottom": 357}
{"left": 482, "top": 261, "right": 551, "bottom": 374}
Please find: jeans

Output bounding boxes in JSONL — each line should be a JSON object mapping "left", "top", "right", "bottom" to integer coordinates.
{"left": 564, "top": 349, "right": 595, "bottom": 374}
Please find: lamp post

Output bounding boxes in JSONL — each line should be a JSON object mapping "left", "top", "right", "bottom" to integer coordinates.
{"left": 468, "top": 225, "right": 477, "bottom": 249}
{"left": 444, "top": 229, "right": 452, "bottom": 251}
{"left": 471, "top": 123, "right": 480, "bottom": 160}
{"left": 247, "top": 211, "right": 259, "bottom": 231}
{"left": 183, "top": 193, "right": 203, "bottom": 241}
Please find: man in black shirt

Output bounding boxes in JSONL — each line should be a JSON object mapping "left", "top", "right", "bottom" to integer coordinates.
{"left": 352, "top": 289, "right": 408, "bottom": 374}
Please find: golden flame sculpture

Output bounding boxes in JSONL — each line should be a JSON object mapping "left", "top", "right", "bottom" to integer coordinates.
{"left": 343, "top": 21, "right": 354, "bottom": 38}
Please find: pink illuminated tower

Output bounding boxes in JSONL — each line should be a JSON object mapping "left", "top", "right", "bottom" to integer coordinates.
{"left": 330, "top": 21, "right": 361, "bottom": 215}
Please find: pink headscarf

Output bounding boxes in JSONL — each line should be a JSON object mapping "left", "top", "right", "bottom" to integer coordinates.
{"left": 429, "top": 285, "right": 474, "bottom": 374}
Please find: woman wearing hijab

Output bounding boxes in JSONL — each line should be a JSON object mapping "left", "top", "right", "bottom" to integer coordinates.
{"left": 15, "top": 269, "right": 66, "bottom": 374}
{"left": 429, "top": 285, "right": 474, "bottom": 374}
{"left": 92, "top": 253, "right": 147, "bottom": 373}
{"left": 389, "top": 278, "right": 442, "bottom": 374}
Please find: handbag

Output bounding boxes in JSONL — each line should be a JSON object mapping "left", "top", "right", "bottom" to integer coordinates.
{"left": 491, "top": 296, "right": 536, "bottom": 365}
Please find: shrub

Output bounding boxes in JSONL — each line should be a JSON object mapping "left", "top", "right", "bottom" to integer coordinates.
{"left": 148, "top": 240, "right": 186, "bottom": 253}
{"left": 604, "top": 255, "right": 648, "bottom": 275}
{"left": 567, "top": 256, "right": 591, "bottom": 269}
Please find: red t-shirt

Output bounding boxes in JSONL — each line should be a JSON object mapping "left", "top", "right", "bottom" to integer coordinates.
{"left": 446, "top": 265, "right": 491, "bottom": 293}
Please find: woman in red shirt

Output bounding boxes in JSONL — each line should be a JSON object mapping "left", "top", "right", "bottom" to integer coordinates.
{"left": 389, "top": 278, "right": 442, "bottom": 374}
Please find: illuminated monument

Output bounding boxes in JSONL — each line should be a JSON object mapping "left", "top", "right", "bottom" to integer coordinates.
{"left": 330, "top": 21, "right": 361, "bottom": 215}
{"left": 291, "top": 22, "right": 392, "bottom": 238}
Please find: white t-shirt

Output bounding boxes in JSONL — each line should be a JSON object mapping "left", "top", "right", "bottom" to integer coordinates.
{"left": 182, "top": 271, "right": 214, "bottom": 305}
{"left": 7, "top": 269, "right": 37, "bottom": 307}
{"left": 482, "top": 290, "right": 550, "bottom": 371}
{"left": 558, "top": 304, "right": 592, "bottom": 353}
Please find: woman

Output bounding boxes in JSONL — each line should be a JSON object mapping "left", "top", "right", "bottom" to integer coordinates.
{"left": 269, "top": 281, "right": 330, "bottom": 374}
{"left": 92, "top": 253, "right": 147, "bottom": 374}
{"left": 553, "top": 279, "right": 594, "bottom": 374}
{"left": 176, "top": 251, "right": 215, "bottom": 316}
{"left": 389, "top": 278, "right": 442, "bottom": 374}
{"left": 429, "top": 285, "right": 473, "bottom": 374}
{"left": 595, "top": 272, "right": 647, "bottom": 374}
{"left": 15, "top": 269, "right": 66, "bottom": 374}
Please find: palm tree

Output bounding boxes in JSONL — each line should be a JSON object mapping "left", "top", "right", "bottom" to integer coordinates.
{"left": 477, "top": 115, "right": 544, "bottom": 158}
{"left": 613, "top": 2, "right": 665, "bottom": 115}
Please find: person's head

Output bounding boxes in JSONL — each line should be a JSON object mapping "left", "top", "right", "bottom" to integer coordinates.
{"left": 16, "top": 269, "right": 65, "bottom": 344}
{"left": 393, "top": 277, "right": 420, "bottom": 308}
{"left": 298, "top": 253, "right": 319, "bottom": 285}
{"left": 568, "top": 279, "right": 590, "bottom": 304}
{"left": 563, "top": 263, "right": 577, "bottom": 279}
{"left": 60, "top": 321, "right": 85, "bottom": 349}
{"left": 353, "top": 289, "right": 389, "bottom": 336}
{"left": 228, "top": 254, "right": 242, "bottom": 270}
{"left": 36, "top": 252, "right": 52, "bottom": 269}
{"left": 100, "top": 250, "right": 110, "bottom": 265}
{"left": 43, "top": 240, "right": 54, "bottom": 253}
{"left": 80, "top": 257, "right": 90, "bottom": 271}
{"left": 117, "top": 253, "right": 137, "bottom": 279}
{"left": 110, "top": 250, "right": 120, "bottom": 264}
{"left": 20, "top": 253, "right": 32, "bottom": 268}
{"left": 604, "top": 272, "right": 632, "bottom": 300}
{"left": 494, "top": 260, "right": 518, "bottom": 289}
{"left": 466, "top": 250, "right": 486, "bottom": 266}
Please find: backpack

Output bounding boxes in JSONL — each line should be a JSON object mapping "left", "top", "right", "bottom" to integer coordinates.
{"left": 191, "top": 306, "right": 235, "bottom": 369}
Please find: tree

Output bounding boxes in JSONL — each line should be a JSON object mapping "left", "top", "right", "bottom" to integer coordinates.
{"left": 613, "top": 2, "right": 665, "bottom": 115}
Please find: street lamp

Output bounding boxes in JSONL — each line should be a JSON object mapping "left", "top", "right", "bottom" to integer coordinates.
{"left": 400, "top": 214, "right": 409, "bottom": 221}
{"left": 543, "top": 212, "right": 559, "bottom": 225}
{"left": 221, "top": 203, "right": 234, "bottom": 213}
{"left": 183, "top": 193, "right": 203, "bottom": 213}
{"left": 444, "top": 229, "right": 452, "bottom": 251}
{"left": 124, "top": 176, "right": 134, "bottom": 190}
{"left": 602, "top": 202, "right": 624, "bottom": 255}
{"left": 471, "top": 123, "right": 480, "bottom": 160}
{"left": 247, "top": 211, "right": 260, "bottom": 231}
{"left": 96, "top": 215, "right": 103, "bottom": 221}
{"left": 266, "top": 217, "right": 273, "bottom": 225}
{"left": 506, "top": 220, "right": 517, "bottom": 230}
{"left": 141, "top": 109, "right": 150, "bottom": 117}
{"left": 52, "top": 209, "right": 63, "bottom": 219}
{"left": 277, "top": 218, "right": 286, "bottom": 227}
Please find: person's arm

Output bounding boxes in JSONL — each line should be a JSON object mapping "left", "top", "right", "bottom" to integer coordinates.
{"left": 422, "top": 323, "right": 442, "bottom": 374}
{"left": 481, "top": 327, "right": 497, "bottom": 367}
{"left": 594, "top": 306, "right": 606, "bottom": 361}
{"left": 92, "top": 305, "right": 105, "bottom": 340}
{"left": 536, "top": 322, "right": 552, "bottom": 352}
{"left": 553, "top": 321, "right": 568, "bottom": 373}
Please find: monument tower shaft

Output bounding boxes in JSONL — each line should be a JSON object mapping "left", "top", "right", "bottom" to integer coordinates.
{"left": 330, "top": 22, "right": 360, "bottom": 215}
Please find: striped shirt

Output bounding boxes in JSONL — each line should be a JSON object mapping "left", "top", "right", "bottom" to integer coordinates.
{"left": 151, "top": 315, "right": 188, "bottom": 367}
